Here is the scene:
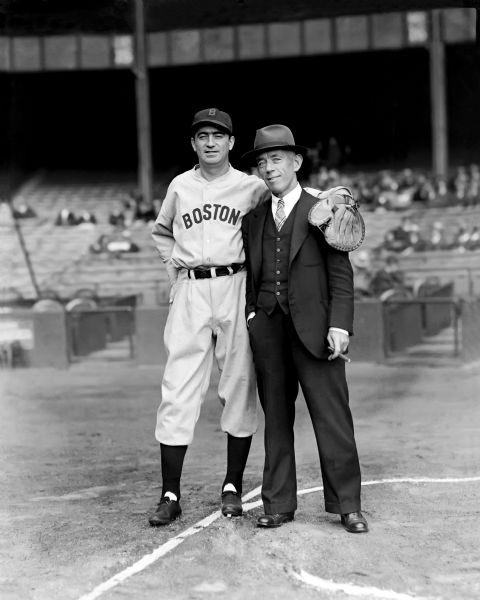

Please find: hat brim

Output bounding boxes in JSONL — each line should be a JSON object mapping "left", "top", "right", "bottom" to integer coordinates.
{"left": 191, "top": 120, "right": 232, "bottom": 135}
{"left": 241, "top": 144, "right": 307, "bottom": 164}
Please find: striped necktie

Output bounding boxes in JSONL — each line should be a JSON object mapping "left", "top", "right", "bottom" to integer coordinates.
{"left": 275, "top": 198, "right": 286, "bottom": 231}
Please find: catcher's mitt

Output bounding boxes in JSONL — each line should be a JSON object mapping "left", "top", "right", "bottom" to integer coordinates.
{"left": 307, "top": 186, "right": 365, "bottom": 252}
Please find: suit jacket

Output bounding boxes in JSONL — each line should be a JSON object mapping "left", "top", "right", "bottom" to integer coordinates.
{"left": 242, "top": 189, "right": 354, "bottom": 358}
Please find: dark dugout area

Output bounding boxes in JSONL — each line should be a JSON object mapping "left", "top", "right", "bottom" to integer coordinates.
{"left": 2, "top": 43, "right": 479, "bottom": 179}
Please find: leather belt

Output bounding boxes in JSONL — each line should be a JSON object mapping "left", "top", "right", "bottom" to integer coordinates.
{"left": 187, "top": 263, "right": 244, "bottom": 280}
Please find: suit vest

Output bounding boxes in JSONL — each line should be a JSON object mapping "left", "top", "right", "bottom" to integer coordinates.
{"left": 257, "top": 203, "right": 297, "bottom": 315}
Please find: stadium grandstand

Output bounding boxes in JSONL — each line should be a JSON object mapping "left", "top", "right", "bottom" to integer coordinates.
{"left": 1, "top": 1, "right": 480, "bottom": 367}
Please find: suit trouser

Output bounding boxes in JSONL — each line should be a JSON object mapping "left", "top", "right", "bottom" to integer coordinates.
{"left": 248, "top": 305, "right": 361, "bottom": 515}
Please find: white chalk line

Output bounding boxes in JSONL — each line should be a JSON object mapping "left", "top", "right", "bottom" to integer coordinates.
{"left": 288, "top": 568, "right": 440, "bottom": 600}
{"left": 77, "top": 477, "right": 480, "bottom": 600}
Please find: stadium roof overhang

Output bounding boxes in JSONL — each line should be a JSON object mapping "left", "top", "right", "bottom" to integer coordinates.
{"left": 146, "top": 1, "right": 480, "bottom": 33}
{"left": 0, "top": 0, "right": 479, "bottom": 34}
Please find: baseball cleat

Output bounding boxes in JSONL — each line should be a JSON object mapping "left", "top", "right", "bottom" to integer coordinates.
{"left": 221, "top": 491, "right": 243, "bottom": 517}
{"left": 148, "top": 497, "right": 182, "bottom": 526}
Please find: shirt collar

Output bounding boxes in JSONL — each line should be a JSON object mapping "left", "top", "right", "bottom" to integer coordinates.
{"left": 192, "top": 164, "right": 233, "bottom": 182}
{"left": 272, "top": 183, "right": 302, "bottom": 210}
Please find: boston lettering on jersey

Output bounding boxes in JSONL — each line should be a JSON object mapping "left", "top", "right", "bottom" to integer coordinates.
{"left": 182, "top": 204, "right": 241, "bottom": 230}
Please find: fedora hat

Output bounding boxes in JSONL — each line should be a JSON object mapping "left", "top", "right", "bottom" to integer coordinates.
{"left": 242, "top": 124, "right": 307, "bottom": 164}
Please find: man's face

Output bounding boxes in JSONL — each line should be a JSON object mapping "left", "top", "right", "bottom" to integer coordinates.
{"left": 191, "top": 126, "right": 234, "bottom": 168}
{"left": 255, "top": 149, "right": 302, "bottom": 197}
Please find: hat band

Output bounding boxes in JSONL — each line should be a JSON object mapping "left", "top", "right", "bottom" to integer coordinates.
{"left": 253, "top": 140, "right": 296, "bottom": 152}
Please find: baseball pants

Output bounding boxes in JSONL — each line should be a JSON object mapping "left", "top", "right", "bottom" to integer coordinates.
{"left": 155, "top": 269, "right": 258, "bottom": 445}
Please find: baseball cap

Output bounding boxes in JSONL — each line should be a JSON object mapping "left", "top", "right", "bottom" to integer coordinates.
{"left": 191, "top": 108, "right": 233, "bottom": 135}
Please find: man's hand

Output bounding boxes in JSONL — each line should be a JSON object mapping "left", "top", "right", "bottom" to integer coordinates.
{"left": 169, "top": 282, "right": 178, "bottom": 305}
{"left": 327, "top": 328, "right": 349, "bottom": 361}
{"left": 166, "top": 260, "right": 179, "bottom": 305}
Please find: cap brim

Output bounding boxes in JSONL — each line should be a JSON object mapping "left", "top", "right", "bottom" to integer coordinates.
{"left": 191, "top": 120, "right": 232, "bottom": 135}
{"left": 241, "top": 144, "right": 307, "bottom": 164}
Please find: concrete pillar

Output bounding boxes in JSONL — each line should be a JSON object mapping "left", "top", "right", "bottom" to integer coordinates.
{"left": 32, "top": 311, "right": 69, "bottom": 368}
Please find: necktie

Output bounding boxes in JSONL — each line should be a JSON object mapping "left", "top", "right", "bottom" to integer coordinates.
{"left": 275, "top": 198, "right": 286, "bottom": 231}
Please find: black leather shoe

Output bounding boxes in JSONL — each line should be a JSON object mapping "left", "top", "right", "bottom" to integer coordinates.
{"left": 148, "top": 497, "right": 182, "bottom": 526}
{"left": 341, "top": 511, "right": 369, "bottom": 533}
{"left": 221, "top": 491, "right": 243, "bottom": 517}
{"left": 256, "top": 512, "right": 294, "bottom": 528}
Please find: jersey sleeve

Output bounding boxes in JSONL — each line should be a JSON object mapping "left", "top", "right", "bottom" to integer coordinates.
{"left": 151, "top": 180, "right": 177, "bottom": 263}
{"left": 249, "top": 177, "right": 270, "bottom": 210}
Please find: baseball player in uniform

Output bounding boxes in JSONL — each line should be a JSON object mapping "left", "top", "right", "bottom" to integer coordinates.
{"left": 148, "top": 108, "right": 269, "bottom": 526}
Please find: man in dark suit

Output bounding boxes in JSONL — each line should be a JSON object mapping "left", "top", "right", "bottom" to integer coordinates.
{"left": 241, "top": 124, "right": 368, "bottom": 533}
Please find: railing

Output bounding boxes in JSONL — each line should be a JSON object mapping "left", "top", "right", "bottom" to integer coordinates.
{"left": 402, "top": 266, "right": 480, "bottom": 296}
{"left": 382, "top": 297, "right": 461, "bottom": 358}
{"left": 66, "top": 306, "right": 135, "bottom": 362}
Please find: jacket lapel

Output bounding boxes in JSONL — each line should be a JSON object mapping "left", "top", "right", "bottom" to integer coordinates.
{"left": 289, "top": 190, "right": 314, "bottom": 265}
{"left": 250, "top": 199, "right": 271, "bottom": 290}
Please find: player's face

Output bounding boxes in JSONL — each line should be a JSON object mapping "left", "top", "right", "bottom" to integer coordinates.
{"left": 191, "top": 126, "right": 234, "bottom": 168}
{"left": 256, "top": 149, "right": 302, "bottom": 197}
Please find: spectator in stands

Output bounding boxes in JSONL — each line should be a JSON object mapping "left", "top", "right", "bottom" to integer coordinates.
{"left": 397, "top": 169, "right": 415, "bottom": 192}
{"left": 89, "top": 231, "right": 140, "bottom": 255}
{"left": 466, "top": 225, "right": 480, "bottom": 250}
{"left": 77, "top": 210, "right": 97, "bottom": 227}
{"left": 452, "top": 166, "right": 469, "bottom": 204}
{"left": 106, "top": 230, "right": 140, "bottom": 254}
{"left": 466, "top": 164, "right": 480, "bottom": 207}
{"left": 383, "top": 215, "right": 420, "bottom": 253}
{"left": 122, "top": 197, "right": 136, "bottom": 226}
{"left": 108, "top": 207, "right": 126, "bottom": 227}
{"left": 448, "top": 224, "right": 471, "bottom": 251}
{"left": 89, "top": 234, "right": 109, "bottom": 254}
{"left": 412, "top": 174, "right": 436, "bottom": 205}
{"left": 425, "top": 221, "right": 448, "bottom": 251}
{"left": 13, "top": 203, "right": 37, "bottom": 219}
{"left": 352, "top": 176, "right": 375, "bottom": 209}
{"left": 316, "top": 165, "right": 330, "bottom": 189}
{"left": 134, "top": 197, "right": 157, "bottom": 224}
{"left": 351, "top": 250, "right": 374, "bottom": 299}
{"left": 326, "top": 136, "right": 342, "bottom": 169}
{"left": 306, "top": 143, "right": 321, "bottom": 174}
{"left": 370, "top": 255, "right": 407, "bottom": 297}
{"left": 55, "top": 208, "right": 77, "bottom": 226}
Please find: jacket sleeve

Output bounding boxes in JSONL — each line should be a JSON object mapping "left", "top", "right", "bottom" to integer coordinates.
{"left": 241, "top": 213, "right": 256, "bottom": 320}
{"left": 324, "top": 242, "right": 355, "bottom": 335}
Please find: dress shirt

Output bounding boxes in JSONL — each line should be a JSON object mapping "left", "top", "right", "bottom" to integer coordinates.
{"left": 271, "top": 183, "right": 303, "bottom": 221}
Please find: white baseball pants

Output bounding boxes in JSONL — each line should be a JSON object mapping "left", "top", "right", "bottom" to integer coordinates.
{"left": 155, "top": 269, "right": 258, "bottom": 445}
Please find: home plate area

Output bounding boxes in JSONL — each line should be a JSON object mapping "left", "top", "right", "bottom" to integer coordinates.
{"left": 79, "top": 476, "right": 480, "bottom": 600}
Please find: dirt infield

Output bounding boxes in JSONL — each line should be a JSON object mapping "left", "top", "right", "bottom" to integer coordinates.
{"left": 1, "top": 359, "right": 480, "bottom": 600}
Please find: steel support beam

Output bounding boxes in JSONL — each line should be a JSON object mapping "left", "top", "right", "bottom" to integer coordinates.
{"left": 133, "top": 0, "right": 154, "bottom": 206}
{"left": 429, "top": 9, "right": 448, "bottom": 182}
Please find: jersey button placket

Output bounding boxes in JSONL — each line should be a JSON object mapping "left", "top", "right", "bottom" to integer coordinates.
{"left": 203, "top": 190, "right": 210, "bottom": 265}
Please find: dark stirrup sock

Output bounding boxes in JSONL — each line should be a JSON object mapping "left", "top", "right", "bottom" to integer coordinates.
{"left": 160, "top": 443, "right": 188, "bottom": 500}
{"left": 222, "top": 434, "right": 253, "bottom": 495}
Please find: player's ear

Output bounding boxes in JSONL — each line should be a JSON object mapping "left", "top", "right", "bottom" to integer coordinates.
{"left": 190, "top": 137, "right": 197, "bottom": 152}
{"left": 229, "top": 135, "right": 235, "bottom": 151}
